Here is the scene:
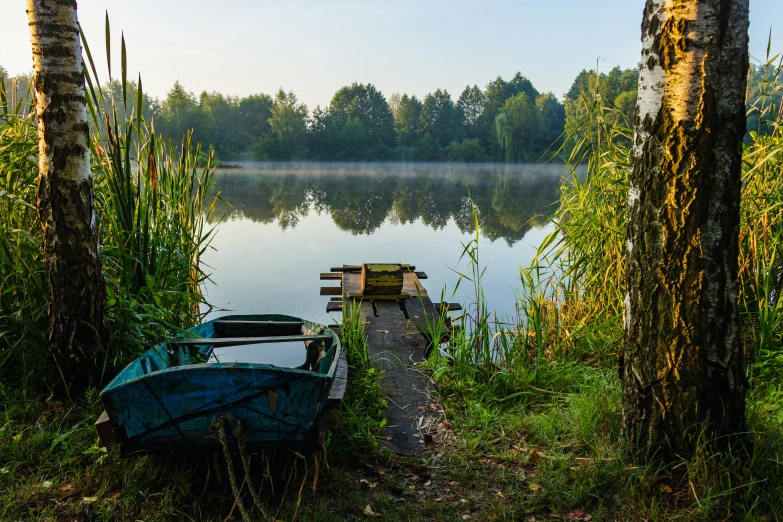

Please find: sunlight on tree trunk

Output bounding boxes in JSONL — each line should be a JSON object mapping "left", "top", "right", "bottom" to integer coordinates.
{"left": 27, "top": 0, "right": 107, "bottom": 395}
{"left": 622, "top": 0, "right": 749, "bottom": 460}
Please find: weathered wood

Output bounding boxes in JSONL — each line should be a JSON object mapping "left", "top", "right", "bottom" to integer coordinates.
{"left": 327, "top": 351, "right": 348, "bottom": 407}
{"left": 215, "top": 321, "right": 303, "bottom": 327}
{"left": 437, "top": 302, "right": 463, "bottom": 312}
{"left": 99, "top": 314, "right": 342, "bottom": 454}
{"left": 361, "top": 263, "right": 404, "bottom": 296}
{"left": 319, "top": 273, "right": 342, "bottom": 280}
{"left": 326, "top": 301, "right": 343, "bottom": 313}
{"left": 332, "top": 266, "right": 442, "bottom": 455}
{"left": 320, "top": 286, "right": 342, "bottom": 296}
{"left": 414, "top": 271, "right": 428, "bottom": 279}
{"left": 169, "top": 335, "right": 332, "bottom": 346}
{"left": 402, "top": 272, "right": 442, "bottom": 350}
{"left": 346, "top": 292, "right": 410, "bottom": 301}
{"left": 365, "top": 300, "right": 439, "bottom": 455}
{"left": 214, "top": 320, "right": 303, "bottom": 337}
{"left": 95, "top": 411, "right": 116, "bottom": 447}
{"left": 330, "top": 264, "right": 415, "bottom": 273}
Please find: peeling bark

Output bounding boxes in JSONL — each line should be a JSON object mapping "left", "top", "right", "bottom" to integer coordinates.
{"left": 28, "top": 0, "right": 107, "bottom": 395}
{"left": 622, "top": 0, "right": 749, "bottom": 459}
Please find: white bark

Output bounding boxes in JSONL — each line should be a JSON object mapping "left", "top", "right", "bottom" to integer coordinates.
{"left": 27, "top": 0, "right": 107, "bottom": 394}
{"left": 28, "top": 0, "right": 90, "bottom": 184}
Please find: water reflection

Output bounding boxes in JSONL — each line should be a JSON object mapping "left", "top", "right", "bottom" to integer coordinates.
{"left": 211, "top": 162, "right": 563, "bottom": 245}
{"left": 202, "top": 162, "right": 567, "bottom": 326}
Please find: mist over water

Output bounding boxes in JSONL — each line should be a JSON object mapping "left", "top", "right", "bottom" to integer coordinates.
{"left": 200, "top": 161, "right": 570, "bottom": 326}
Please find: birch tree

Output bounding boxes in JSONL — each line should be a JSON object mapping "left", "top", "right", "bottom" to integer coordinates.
{"left": 621, "top": 0, "right": 749, "bottom": 459}
{"left": 27, "top": 0, "right": 107, "bottom": 394}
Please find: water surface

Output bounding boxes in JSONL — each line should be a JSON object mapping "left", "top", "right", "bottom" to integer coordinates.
{"left": 201, "top": 162, "right": 566, "bottom": 327}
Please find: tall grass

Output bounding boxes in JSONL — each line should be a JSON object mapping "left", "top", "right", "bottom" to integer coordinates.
{"left": 0, "top": 81, "right": 46, "bottom": 378}
{"left": 433, "top": 51, "right": 783, "bottom": 404}
{"left": 0, "top": 20, "right": 219, "bottom": 385}
{"left": 82, "top": 20, "right": 219, "bottom": 368}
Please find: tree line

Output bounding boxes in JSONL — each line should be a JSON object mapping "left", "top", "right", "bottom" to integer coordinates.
{"left": 0, "top": 64, "right": 634, "bottom": 162}
{"left": 5, "top": 62, "right": 778, "bottom": 164}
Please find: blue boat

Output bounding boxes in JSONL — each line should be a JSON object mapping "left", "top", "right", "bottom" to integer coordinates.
{"left": 96, "top": 314, "right": 344, "bottom": 455}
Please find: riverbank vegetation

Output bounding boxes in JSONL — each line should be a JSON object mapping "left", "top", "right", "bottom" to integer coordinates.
{"left": 2, "top": 19, "right": 783, "bottom": 522}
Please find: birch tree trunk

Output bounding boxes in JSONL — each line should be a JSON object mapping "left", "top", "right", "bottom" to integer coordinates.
{"left": 622, "top": 0, "right": 749, "bottom": 459}
{"left": 28, "top": 0, "right": 107, "bottom": 395}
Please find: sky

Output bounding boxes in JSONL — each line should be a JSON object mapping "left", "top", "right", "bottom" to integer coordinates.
{"left": 1, "top": 0, "right": 779, "bottom": 109}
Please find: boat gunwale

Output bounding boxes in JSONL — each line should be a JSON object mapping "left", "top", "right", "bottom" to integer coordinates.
{"left": 101, "top": 316, "right": 341, "bottom": 396}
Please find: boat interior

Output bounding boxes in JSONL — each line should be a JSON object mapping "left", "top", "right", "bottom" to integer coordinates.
{"left": 106, "top": 317, "right": 339, "bottom": 386}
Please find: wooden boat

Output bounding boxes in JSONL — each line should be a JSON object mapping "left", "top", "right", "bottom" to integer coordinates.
{"left": 96, "top": 314, "right": 344, "bottom": 455}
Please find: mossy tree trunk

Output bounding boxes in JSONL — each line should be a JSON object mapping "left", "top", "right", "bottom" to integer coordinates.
{"left": 27, "top": 0, "right": 107, "bottom": 395}
{"left": 621, "top": 0, "right": 749, "bottom": 460}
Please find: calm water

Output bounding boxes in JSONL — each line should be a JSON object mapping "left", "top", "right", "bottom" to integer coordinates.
{"left": 200, "top": 162, "right": 566, "bottom": 327}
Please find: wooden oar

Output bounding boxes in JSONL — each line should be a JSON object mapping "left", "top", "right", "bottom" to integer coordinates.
{"left": 168, "top": 335, "right": 331, "bottom": 346}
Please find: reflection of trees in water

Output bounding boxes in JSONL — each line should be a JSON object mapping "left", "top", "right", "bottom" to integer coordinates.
{"left": 210, "top": 168, "right": 562, "bottom": 244}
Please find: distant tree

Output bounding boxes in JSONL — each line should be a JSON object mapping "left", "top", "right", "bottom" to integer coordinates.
{"left": 495, "top": 92, "right": 539, "bottom": 161}
{"left": 417, "top": 132, "right": 441, "bottom": 161}
{"left": 157, "top": 81, "right": 216, "bottom": 147}
{"left": 478, "top": 73, "right": 541, "bottom": 157}
{"left": 613, "top": 90, "right": 637, "bottom": 126}
{"left": 420, "top": 89, "right": 461, "bottom": 147}
{"left": 448, "top": 138, "right": 485, "bottom": 162}
{"left": 266, "top": 89, "right": 308, "bottom": 160}
{"left": 393, "top": 94, "right": 423, "bottom": 147}
{"left": 457, "top": 85, "right": 485, "bottom": 137}
{"left": 329, "top": 83, "right": 395, "bottom": 148}
{"left": 340, "top": 117, "right": 369, "bottom": 159}
{"left": 99, "top": 79, "right": 157, "bottom": 125}
{"left": 237, "top": 94, "right": 273, "bottom": 138}
{"left": 564, "top": 67, "right": 638, "bottom": 152}
{"left": 534, "top": 93, "right": 565, "bottom": 154}
{"left": 307, "top": 105, "right": 341, "bottom": 160}
{"left": 200, "top": 91, "right": 246, "bottom": 155}
{"left": 388, "top": 92, "right": 401, "bottom": 115}
{"left": 159, "top": 80, "right": 197, "bottom": 130}
{"left": 622, "top": 0, "right": 749, "bottom": 460}
{"left": 27, "top": 0, "right": 107, "bottom": 395}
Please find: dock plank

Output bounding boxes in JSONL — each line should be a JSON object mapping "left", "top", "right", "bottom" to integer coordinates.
{"left": 327, "top": 351, "right": 348, "bottom": 407}
{"left": 364, "top": 300, "right": 439, "bottom": 455}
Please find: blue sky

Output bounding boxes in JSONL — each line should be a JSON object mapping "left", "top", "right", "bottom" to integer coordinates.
{"left": 1, "top": 1, "right": 779, "bottom": 108}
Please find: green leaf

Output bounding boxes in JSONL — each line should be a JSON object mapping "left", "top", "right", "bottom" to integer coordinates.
{"left": 104, "top": 11, "right": 111, "bottom": 81}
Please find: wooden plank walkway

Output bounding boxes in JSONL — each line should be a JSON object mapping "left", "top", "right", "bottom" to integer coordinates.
{"left": 330, "top": 266, "right": 445, "bottom": 455}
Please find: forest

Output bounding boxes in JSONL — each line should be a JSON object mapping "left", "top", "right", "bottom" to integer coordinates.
{"left": 2, "top": 64, "right": 637, "bottom": 162}
{"left": 6, "top": 62, "right": 778, "bottom": 164}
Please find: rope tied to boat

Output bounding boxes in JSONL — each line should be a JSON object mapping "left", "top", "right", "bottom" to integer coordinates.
{"left": 210, "top": 415, "right": 273, "bottom": 522}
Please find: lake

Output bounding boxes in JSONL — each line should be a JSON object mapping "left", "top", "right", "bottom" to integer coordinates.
{"left": 200, "top": 162, "right": 567, "bottom": 327}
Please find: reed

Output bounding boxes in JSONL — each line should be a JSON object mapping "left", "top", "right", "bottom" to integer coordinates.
{"left": 82, "top": 18, "right": 219, "bottom": 369}
{"left": 0, "top": 19, "right": 220, "bottom": 383}
{"left": 0, "top": 81, "right": 46, "bottom": 378}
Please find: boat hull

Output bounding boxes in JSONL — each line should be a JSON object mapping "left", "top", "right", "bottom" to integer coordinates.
{"left": 100, "top": 315, "right": 340, "bottom": 454}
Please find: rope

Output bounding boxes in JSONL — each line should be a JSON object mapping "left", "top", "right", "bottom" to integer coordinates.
{"left": 210, "top": 417, "right": 252, "bottom": 522}
{"left": 226, "top": 414, "right": 272, "bottom": 521}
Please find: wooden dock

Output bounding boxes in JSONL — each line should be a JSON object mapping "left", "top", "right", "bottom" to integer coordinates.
{"left": 320, "top": 264, "right": 459, "bottom": 455}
